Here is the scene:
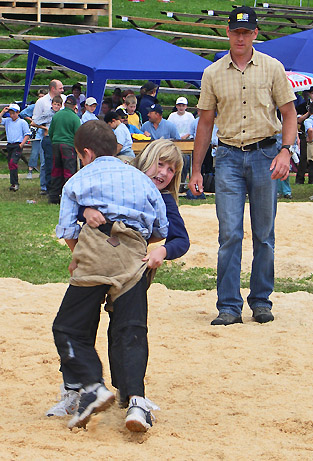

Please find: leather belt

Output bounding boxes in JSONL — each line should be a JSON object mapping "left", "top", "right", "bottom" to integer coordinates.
{"left": 98, "top": 221, "right": 138, "bottom": 236}
{"left": 218, "top": 137, "right": 276, "bottom": 152}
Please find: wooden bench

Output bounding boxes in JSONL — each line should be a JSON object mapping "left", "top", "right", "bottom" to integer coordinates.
{"left": 0, "top": 140, "right": 32, "bottom": 166}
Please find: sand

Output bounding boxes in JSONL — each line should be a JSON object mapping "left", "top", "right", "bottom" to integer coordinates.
{"left": 0, "top": 202, "right": 313, "bottom": 460}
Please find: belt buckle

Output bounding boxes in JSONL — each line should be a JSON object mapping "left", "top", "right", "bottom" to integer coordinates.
{"left": 241, "top": 145, "right": 251, "bottom": 152}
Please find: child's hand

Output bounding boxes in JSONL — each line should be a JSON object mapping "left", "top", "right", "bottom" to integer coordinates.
{"left": 84, "top": 208, "right": 106, "bottom": 228}
{"left": 142, "top": 246, "right": 167, "bottom": 269}
{"left": 68, "top": 260, "right": 78, "bottom": 275}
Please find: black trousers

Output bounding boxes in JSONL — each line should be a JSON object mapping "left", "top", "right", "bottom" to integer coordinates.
{"left": 108, "top": 272, "right": 148, "bottom": 400}
{"left": 53, "top": 273, "right": 148, "bottom": 397}
{"left": 296, "top": 133, "right": 308, "bottom": 184}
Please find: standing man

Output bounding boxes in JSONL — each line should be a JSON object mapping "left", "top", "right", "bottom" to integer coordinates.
{"left": 48, "top": 95, "right": 81, "bottom": 204}
{"left": 32, "top": 79, "right": 66, "bottom": 195}
{"left": 189, "top": 6, "right": 297, "bottom": 325}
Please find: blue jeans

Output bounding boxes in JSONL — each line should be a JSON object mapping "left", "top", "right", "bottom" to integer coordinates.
{"left": 28, "top": 139, "right": 46, "bottom": 190}
{"left": 215, "top": 143, "right": 278, "bottom": 316}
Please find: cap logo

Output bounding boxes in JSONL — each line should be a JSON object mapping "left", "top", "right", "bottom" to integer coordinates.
{"left": 237, "top": 12, "right": 249, "bottom": 22}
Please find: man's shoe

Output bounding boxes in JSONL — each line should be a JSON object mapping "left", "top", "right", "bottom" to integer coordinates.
{"left": 252, "top": 307, "right": 274, "bottom": 324}
{"left": 9, "top": 184, "right": 19, "bottom": 192}
{"left": 40, "top": 189, "right": 47, "bottom": 195}
{"left": 211, "top": 312, "right": 243, "bottom": 326}
{"left": 283, "top": 194, "right": 292, "bottom": 199}
{"left": 46, "top": 385, "right": 80, "bottom": 417}
{"left": 26, "top": 171, "right": 32, "bottom": 179}
{"left": 125, "top": 397, "right": 153, "bottom": 432}
{"left": 68, "top": 384, "right": 115, "bottom": 430}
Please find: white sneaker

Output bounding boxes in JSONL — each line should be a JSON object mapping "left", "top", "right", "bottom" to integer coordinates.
{"left": 68, "top": 384, "right": 115, "bottom": 430}
{"left": 46, "top": 385, "right": 80, "bottom": 417}
{"left": 125, "top": 397, "right": 154, "bottom": 432}
{"left": 26, "top": 171, "right": 32, "bottom": 179}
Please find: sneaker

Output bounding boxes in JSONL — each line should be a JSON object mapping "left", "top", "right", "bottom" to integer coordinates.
{"left": 40, "top": 189, "right": 47, "bottom": 195}
{"left": 68, "top": 384, "right": 115, "bottom": 430}
{"left": 46, "top": 385, "right": 80, "bottom": 417}
{"left": 252, "top": 306, "right": 274, "bottom": 324}
{"left": 211, "top": 312, "right": 243, "bottom": 326}
{"left": 26, "top": 171, "right": 32, "bottom": 179}
{"left": 9, "top": 184, "right": 19, "bottom": 192}
{"left": 125, "top": 397, "right": 153, "bottom": 432}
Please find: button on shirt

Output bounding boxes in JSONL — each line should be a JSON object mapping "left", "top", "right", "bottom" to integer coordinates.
{"left": 198, "top": 49, "right": 295, "bottom": 147}
{"left": 56, "top": 156, "right": 168, "bottom": 241}
{"left": 2, "top": 117, "right": 31, "bottom": 143}
{"left": 141, "top": 119, "right": 180, "bottom": 140}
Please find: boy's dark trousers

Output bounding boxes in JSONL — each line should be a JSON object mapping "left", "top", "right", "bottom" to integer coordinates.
{"left": 49, "top": 143, "right": 77, "bottom": 204}
{"left": 7, "top": 142, "right": 22, "bottom": 186}
{"left": 52, "top": 273, "right": 148, "bottom": 398}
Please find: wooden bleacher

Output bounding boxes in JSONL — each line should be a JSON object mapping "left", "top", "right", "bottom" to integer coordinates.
{"left": 0, "top": 0, "right": 112, "bottom": 26}
{"left": 116, "top": 14, "right": 292, "bottom": 40}
{"left": 132, "top": 139, "right": 194, "bottom": 155}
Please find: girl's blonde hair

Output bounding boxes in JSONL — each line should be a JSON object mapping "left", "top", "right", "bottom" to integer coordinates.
{"left": 131, "top": 138, "right": 184, "bottom": 203}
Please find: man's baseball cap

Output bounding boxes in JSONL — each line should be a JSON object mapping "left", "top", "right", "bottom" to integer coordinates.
{"left": 228, "top": 6, "right": 258, "bottom": 31}
{"left": 176, "top": 96, "right": 188, "bottom": 105}
{"left": 147, "top": 103, "right": 163, "bottom": 115}
{"left": 65, "top": 95, "right": 77, "bottom": 106}
{"left": 85, "top": 97, "right": 98, "bottom": 106}
{"left": 8, "top": 103, "right": 20, "bottom": 112}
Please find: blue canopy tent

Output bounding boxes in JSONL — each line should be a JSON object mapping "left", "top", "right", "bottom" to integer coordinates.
{"left": 214, "top": 29, "right": 313, "bottom": 74}
{"left": 23, "top": 29, "right": 211, "bottom": 113}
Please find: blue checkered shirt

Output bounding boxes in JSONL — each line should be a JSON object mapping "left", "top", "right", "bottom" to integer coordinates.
{"left": 56, "top": 156, "right": 168, "bottom": 240}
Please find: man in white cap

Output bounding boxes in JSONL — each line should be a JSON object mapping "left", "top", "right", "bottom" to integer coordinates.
{"left": 81, "top": 97, "right": 98, "bottom": 124}
{"left": 189, "top": 6, "right": 297, "bottom": 326}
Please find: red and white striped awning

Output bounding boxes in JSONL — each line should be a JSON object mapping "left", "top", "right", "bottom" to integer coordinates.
{"left": 286, "top": 71, "right": 313, "bottom": 92}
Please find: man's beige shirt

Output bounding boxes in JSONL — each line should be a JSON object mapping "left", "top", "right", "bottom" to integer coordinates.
{"left": 198, "top": 49, "right": 295, "bottom": 147}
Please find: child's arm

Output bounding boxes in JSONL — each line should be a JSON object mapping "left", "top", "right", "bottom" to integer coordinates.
{"left": 19, "top": 134, "right": 30, "bottom": 149}
{"left": 143, "top": 194, "right": 189, "bottom": 269}
{"left": 0, "top": 106, "right": 9, "bottom": 123}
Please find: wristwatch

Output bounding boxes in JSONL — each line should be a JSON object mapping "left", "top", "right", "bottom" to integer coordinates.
{"left": 281, "top": 144, "right": 292, "bottom": 154}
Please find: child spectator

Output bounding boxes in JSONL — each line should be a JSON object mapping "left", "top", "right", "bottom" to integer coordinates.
{"left": 168, "top": 97, "right": 194, "bottom": 140}
{"left": 104, "top": 111, "right": 135, "bottom": 160}
{"left": 69, "top": 83, "right": 86, "bottom": 118}
{"left": 81, "top": 97, "right": 98, "bottom": 124}
{"left": 138, "top": 81, "right": 158, "bottom": 123}
{"left": 116, "top": 89, "right": 135, "bottom": 113}
{"left": 50, "top": 120, "right": 168, "bottom": 431}
{"left": 48, "top": 95, "right": 81, "bottom": 204}
{"left": 125, "top": 94, "right": 142, "bottom": 129}
{"left": 0, "top": 103, "right": 31, "bottom": 191}
{"left": 111, "top": 88, "right": 122, "bottom": 109}
{"left": 98, "top": 98, "right": 113, "bottom": 119}
{"left": 20, "top": 89, "right": 48, "bottom": 194}
{"left": 30, "top": 95, "right": 63, "bottom": 193}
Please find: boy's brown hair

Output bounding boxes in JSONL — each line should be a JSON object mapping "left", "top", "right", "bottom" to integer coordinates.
{"left": 74, "top": 120, "right": 117, "bottom": 158}
{"left": 125, "top": 94, "right": 137, "bottom": 106}
{"left": 52, "top": 95, "right": 63, "bottom": 105}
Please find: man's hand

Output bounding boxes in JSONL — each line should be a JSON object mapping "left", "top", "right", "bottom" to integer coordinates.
{"left": 270, "top": 149, "right": 290, "bottom": 180}
{"left": 142, "top": 246, "right": 167, "bottom": 269}
{"left": 188, "top": 171, "right": 204, "bottom": 195}
{"left": 83, "top": 208, "right": 106, "bottom": 228}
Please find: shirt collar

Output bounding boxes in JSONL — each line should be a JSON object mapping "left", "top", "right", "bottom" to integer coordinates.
{"left": 226, "top": 47, "right": 259, "bottom": 69}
